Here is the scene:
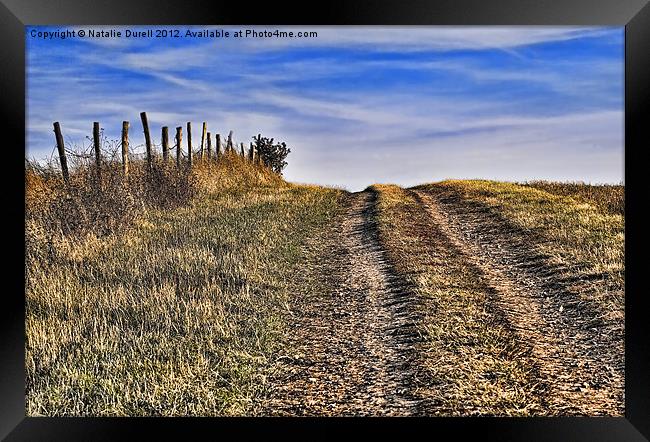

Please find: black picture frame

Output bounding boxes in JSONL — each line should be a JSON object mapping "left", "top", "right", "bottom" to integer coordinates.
{"left": 3, "top": 0, "right": 649, "bottom": 440}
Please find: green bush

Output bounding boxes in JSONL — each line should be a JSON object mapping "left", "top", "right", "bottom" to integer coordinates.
{"left": 253, "top": 135, "right": 290, "bottom": 175}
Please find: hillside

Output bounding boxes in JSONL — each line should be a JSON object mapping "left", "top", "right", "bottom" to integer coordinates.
{"left": 25, "top": 161, "right": 624, "bottom": 416}
{"left": 26, "top": 154, "right": 342, "bottom": 415}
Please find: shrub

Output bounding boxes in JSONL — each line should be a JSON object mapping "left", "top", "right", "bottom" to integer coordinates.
{"left": 25, "top": 147, "right": 197, "bottom": 267}
{"left": 253, "top": 135, "right": 291, "bottom": 175}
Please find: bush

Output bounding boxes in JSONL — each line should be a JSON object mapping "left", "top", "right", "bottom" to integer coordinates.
{"left": 253, "top": 135, "right": 290, "bottom": 175}
{"left": 25, "top": 151, "right": 198, "bottom": 267}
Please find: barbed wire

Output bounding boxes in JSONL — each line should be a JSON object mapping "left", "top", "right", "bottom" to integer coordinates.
{"left": 30, "top": 124, "right": 255, "bottom": 165}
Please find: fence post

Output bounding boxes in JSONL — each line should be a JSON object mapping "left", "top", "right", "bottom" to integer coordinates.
{"left": 227, "top": 130, "right": 233, "bottom": 152}
{"left": 248, "top": 142, "right": 254, "bottom": 161}
{"left": 53, "top": 122, "right": 69, "bottom": 184}
{"left": 121, "top": 121, "right": 129, "bottom": 175}
{"left": 215, "top": 134, "right": 221, "bottom": 159}
{"left": 187, "top": 122, "right": 193, "bottom": 167}
{"left": 162, "top": 126, "right": 169, "bottom": 163}
{"left": 200, "top": 122, "right": 207, "bottom": 160}
{"left": 175, "top": 126, "right": 183, "bottom": 168}
{"left": 93, "top": 122, "right": 102, "bottom": 181}
{"left": 240, "top": 142, "right": 245, "bottom": 157}
{"left": 206, "top": 132, "right": 212, "bottom": 160}
{"left": 140, "top": 112, "right": 152, "bottom": 171}
{"left": 255, "top": 134, "right": 262, "bottom": 165}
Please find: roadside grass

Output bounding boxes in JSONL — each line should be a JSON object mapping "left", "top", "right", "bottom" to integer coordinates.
{"left": 26, "top": 155, "right": 342, "bottom": 416}
{"left": 419, "top": 180, "right": 624, "bottom": 318}
{"left": 371, "top": 184, "right": 546, "bottom": 416}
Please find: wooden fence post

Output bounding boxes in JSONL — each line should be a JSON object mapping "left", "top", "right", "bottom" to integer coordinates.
{"left": 240, "top": 142, "right": 245, "bottom": 157}
{"left": 162, "top": 126, "right": 169, "bottom": 163}
{"left": 255, "top": 134, "right": 262, "bottom": 164}
{"left": 53, "top": 122, "right": 69, "bottom": 183}
{"left": 175, "top": 126, "right": 183, "bottom": 168}
{"left": 248, "top": 142, "right": 254, "bottom": 161}
{"left": 200, "top": 122, "right": 207, "bottom": 160}
{"left": 121, "top": 121, "right": 129, "bottom": 175}
{"left": 227, "top": 130, "right": 233, "bottom": 152}
{"left": 140, "top": 112, "right": 152, "bottom": 170}
{"left": 206, "top": 132, "right": 212, "bottom": 160}
{"left": 93, "top": 122, "right": 102, "bottom": 181}
{"left": 215, "top": 134, "right": 221, "bottom": 159}
{"left": 187, "top": 122, "right": 193, "bottom": 167}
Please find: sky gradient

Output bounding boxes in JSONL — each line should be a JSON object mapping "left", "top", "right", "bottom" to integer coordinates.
{"left": 26, "top": 26, "right": 624, "bottom": 191}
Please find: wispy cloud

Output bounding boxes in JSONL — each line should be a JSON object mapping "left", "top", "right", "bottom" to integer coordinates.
{"left": 26, "top": 26, "right": 624, "bottom": 189}
{"left": 267, "top": 26, "right": 613, "bottom": 51}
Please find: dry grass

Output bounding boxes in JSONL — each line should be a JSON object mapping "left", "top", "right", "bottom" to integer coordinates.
{"left": 424, "top": 180, "right": 624, "bottom": 317}
{"left": 522, "top": 181, "right": 624, "bottom": 216}
{"left": 25, "top": 153, "right": 341, "bottom": 416}
{"left": 26, "top": 154, "right": 624, "bottom": 416}
{"left": 371, "top": 184, "right": 546, "bottom": 416}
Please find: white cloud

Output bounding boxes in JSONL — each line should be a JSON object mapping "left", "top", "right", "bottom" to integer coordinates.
{"left": 26, "top": 26, "right": 623, "bottom": 188}
{"left": 257, "top": 26, "right": 613, "bottom": 52}
{"left": 73, "top": 26, "right": 619, "bottom": 76}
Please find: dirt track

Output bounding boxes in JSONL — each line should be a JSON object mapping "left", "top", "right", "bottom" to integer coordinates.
{"left": 263, "top": 186, "right": 624, "bottom": 416}
{"left": 264, "top": 191, "right": 423, "bottom": 415}
{"left": 412, "top": 188, "right": 624, "bottom": 415}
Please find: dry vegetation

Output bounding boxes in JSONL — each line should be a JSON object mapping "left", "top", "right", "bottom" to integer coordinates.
{"left": 389, "top": 179, "right": 624, "bottom": 415}
{"left": 425, "top": 180, "right": 624, "bottom": 318}
{"left": 25, "top": 153, "right": 342, "bottom": 416}
{"left": 523, "top": 181, "right": 624, "bottom": 216}
{"left": 26, "top": 152, "right": 624, "bottom": 417}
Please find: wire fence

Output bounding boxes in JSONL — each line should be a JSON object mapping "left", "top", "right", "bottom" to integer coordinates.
{"left": 39, "top": 113, "right": 263, "bottom": 181}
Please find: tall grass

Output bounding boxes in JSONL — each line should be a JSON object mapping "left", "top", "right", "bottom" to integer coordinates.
{"left": 25, "top": 150, "right": 342, "bottom": 415}
{"left": 522, "top": 181, "right": 624, "bottom": 216}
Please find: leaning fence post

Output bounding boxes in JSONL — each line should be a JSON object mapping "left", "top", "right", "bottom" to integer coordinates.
{"left": 93, "top": 122, "right": 102, "bottom": 181}
{"left": 200, "top": 122, "right": 207, "bottom": 160}
{"left": 175, "top": 126, "right": 183, "bottom": 168}
{"left": 215, "top": 134, "right": 222, "bottom": 159}
{"left": 162, "top": 126, "right": 169, "bottom": 163}
{"left": 206, "top": 132, "right": 212, "bottom": 160}
{"left": 227, "top": 131, "right": 233, "bottom": 152}
{"left": 121, "top": 121, "right": 129, "bottom": 175}
{"left": 53, "top": 122, "right": 69, "bottom": 184}
{"left": 140, "top": 112, "right": 152, "bottom": 171}
{"left": 240, "top": 142, "right": 245, "bottom": 157}
{"left": 187, "top": 122, "right": 193, "bottom": 167}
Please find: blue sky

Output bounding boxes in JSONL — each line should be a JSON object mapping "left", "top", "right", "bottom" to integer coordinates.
{"left": 26, "top": 26, "right": 624, "bottom": 190}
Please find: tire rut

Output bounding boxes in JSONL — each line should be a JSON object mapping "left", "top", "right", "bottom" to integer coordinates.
{"left": 412, "top": 188, "right": 624, "bottom": 415}
{"left": 262, "top": 190, "right": 423, "bottom": 415}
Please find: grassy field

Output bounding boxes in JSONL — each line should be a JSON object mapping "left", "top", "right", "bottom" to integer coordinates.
{"left": 25, "top": 164, "right": 623, "bottom": 416}
{"left": 25, "top": 155, "right": 341, "bottom": 415}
